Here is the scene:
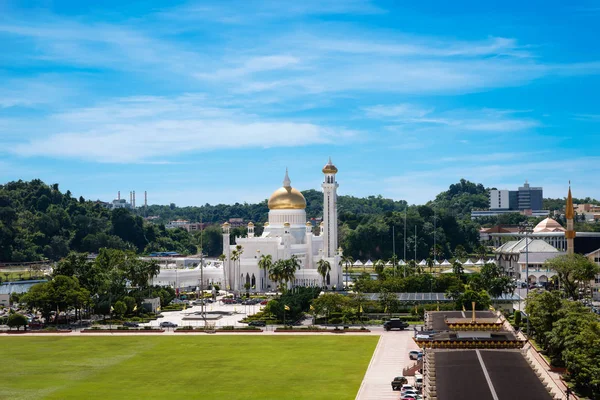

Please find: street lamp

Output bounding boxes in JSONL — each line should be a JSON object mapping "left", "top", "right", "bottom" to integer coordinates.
{"left": 519, "top": 221, "right": 534, "bottom": 336}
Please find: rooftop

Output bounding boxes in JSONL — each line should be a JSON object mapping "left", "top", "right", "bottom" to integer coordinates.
{"left": 432, "top": 350, "right": 552, "bottom": 400}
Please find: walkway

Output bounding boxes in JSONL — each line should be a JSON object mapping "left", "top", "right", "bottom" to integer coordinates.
{"left": 355, "top": 331, "right": 419, "bottom": 400}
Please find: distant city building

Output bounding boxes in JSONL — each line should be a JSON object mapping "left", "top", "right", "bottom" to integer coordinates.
{"left": 165, "top": 219, "right": 190, "bottom": 229}
{"left": 164, "top": 220, "right": 208, "bottom": 232}
{"left": 111, "top": 198, "right": 132, "bottom": 209}
{"left": 472, "top": 180, "right": 548, "bottom": 219}
{"left": 227, "top": 218, "right": 245, "bottom": 228}
{"left": 585, "top": 248, "right": 600, "bottom": 301}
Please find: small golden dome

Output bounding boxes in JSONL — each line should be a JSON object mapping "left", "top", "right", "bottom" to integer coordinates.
{"left": 306, "top": 221, "right": 312, "bottom": 226}
{"left": 222, "top": 222, "right": 230, "bottom": 227}
{"left": 264, "top": 222, "right": 270, "bottom": 227}
{"left": 322, "top": 157, "right": 338, "bottom": 174}
{"left": 319, "top": 221, "right": 324, "bottom": 226}
{"left": 247, "top": 221, "right": 254, "bottom": 227}
{"left": 284, "top": 221, "right": 290, "bottom": 227}
{"left": 267, "top": 169, "right": 306, "bottom": 210}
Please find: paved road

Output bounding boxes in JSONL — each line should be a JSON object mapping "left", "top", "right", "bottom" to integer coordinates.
{"left": 355, "top": 330, "right": 420, "bottom": 400}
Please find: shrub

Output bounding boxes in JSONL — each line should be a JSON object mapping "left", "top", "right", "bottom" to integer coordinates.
{"left": 220, "top": 325, "right": 234, "bottom": 330}
{"left": 514, "top": 310, "right": 522, "bottom": 328}
{"left": 7, "top": 313, "right": 28, "bottom": 331}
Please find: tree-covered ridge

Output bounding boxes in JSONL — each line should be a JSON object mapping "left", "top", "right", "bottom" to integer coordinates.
{"left": 0, "top": 180, "right": 199, "bottom": 262}
{"left": 4, "top": 178, "right": 594, "bottom": 263}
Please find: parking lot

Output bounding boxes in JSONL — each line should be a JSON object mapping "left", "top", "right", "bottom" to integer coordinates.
{"left": 142, "top": 299, "right": 266, "bottom": 329}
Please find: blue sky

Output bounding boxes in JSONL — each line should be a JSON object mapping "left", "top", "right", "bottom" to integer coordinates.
{"left": 1, "top": 0, "right": 599, "bottom": 206}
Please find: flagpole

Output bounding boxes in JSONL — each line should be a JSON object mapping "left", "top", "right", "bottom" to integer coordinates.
{"left": 404, "top": 210, "right": 407, "bottom": 278}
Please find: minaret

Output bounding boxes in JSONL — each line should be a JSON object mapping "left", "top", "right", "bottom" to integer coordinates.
{"left": 305, "top": 221, "right": 314, "bottom": 270}
{"left": 222, "top": 222, "right": 231, "bottom": 289}
{"left": 321, "top": 157, "right": 339, "bottom": 258}
{"left": 566, "top": 183, "right": 575, "bottom": 255}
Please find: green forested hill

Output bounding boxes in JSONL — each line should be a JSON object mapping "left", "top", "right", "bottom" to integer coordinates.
{"left": 4, "top": 178, "right": 579, "bottom": 263}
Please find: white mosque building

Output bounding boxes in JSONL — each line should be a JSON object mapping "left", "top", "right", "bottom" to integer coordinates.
{"left": 221, "top": 159, "right": 343, "bottom": 292}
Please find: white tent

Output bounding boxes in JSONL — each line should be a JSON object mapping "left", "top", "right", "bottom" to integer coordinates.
{"left": 353, "top": 259, "right": 364, "bottom": 267}
{"left": 398, "top": 259, "right": 406, "bottom": 265}
{"left": 434, "top": 260, "right": 441, "bottom": 266}
{"left": 487, "top": 258, "right": 496, "bottom": 264}
{"left": 418, "top": 259, "right": 427, "bottom": 266}
{"left": 364, "top": 259, "right": 373, "bottom": 267}
{"left": 385, "top": 261, "right": 393, "bottom": 266}
{"left": 475, "top": 258, "right": 485, "bottom": 266}
{"left": 440, "top": 259, "right": 451, "bottom": 267}
{"left": 463, "top": 258, "right": 475, "bottom": 266}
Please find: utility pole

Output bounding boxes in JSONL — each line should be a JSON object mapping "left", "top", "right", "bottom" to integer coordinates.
{"left": 404, "top": 209, "right": 407, "bottom": 277}
{"left": 392, "top": 225, "right": 396, "bottom": 260}
{"left": 434, "top": 207, "right": 437, "bottom": 263}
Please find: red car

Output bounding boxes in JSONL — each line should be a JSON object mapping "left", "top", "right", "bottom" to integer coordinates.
{"left": 260, "top": 300, "right": 269, "bottom": 305}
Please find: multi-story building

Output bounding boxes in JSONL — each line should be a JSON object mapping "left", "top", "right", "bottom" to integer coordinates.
{"left": 472, "top": 180, "right": 547, "bottom": 219}
{"left": 585, "top": 248, "right": 600, "bottom": 301}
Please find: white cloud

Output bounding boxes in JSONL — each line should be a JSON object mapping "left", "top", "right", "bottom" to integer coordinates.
{"left": 364, "top": 104, "right": 539, "bottom": 132}
{"left": 10, "top": 95, "right": 356, "bottom": 163}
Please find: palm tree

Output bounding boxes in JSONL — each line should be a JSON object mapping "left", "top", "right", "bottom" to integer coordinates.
{"left": 317, "top": 259, "right": 331, "bottom": 287}
{"left": 230, "top": 245, "right": 244, "bottom": 293}
{"left": 340, "top": 255, "right": 353, "bottom": 290}
{"left": 390, "top": 254, "right": 399, "bottom": 277}
{"left": 374, "top": 260, "right": 385, "bottom": 279}
{"left": 258, "top": 254, "right": 272, "bottom": 292}
{"left": 282, "top": 255, "right": 301, "bottom": 291}
{"left": 269, "top": 260, "right": 285, "bottom": 293}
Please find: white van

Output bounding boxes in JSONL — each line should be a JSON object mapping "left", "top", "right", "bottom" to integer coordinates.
{"left": 414, "top": 373, "right": 423, "bottom": 390}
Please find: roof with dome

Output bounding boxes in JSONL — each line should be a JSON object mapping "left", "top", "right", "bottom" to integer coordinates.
{"left": 533, "top": 217, "right": 565, "bottom": 233}
{"left": 267, "top": 169, "right": 307, "bottom": 210}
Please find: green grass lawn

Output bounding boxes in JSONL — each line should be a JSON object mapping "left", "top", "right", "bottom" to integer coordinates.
{"left": 0, "top": 336, "right": 378, "bottom": 400}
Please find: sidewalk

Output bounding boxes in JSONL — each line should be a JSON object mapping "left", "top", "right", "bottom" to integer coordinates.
{"left": 355, "top": 331, "right": 419, "bottom": 400}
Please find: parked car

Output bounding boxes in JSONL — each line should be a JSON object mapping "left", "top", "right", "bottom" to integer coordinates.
{"left": 383, "top": 319, "right": 409, "bottom": 331}
{"left": 123, "top": 321, "right": 139, "bottom": 328}
{"left": 221, "top": 298, "right": 236, "bottom": 304}
{"left": 160, "top": 321, "right": 178, "bottom": 328}
{"left": 409, "top": 350, "right": 423, "bottom": 360}
{"left": 248, "top": 321, "right": 266, "bottom": 327}
{"left": 260, "top": 300, "right": 269, "bottom": 305}
{"left": 391, "top": 376, "right": 408, "bottom": 391}
{"left": 414, "top": 373, "right": 423, "bottom": 389}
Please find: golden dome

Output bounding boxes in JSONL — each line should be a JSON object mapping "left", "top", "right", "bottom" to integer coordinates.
{"left": 283, "top": 221, "right": 291, "bottom": 227}
{"left": 222, "top": 222, "right": 230, "bottom": 227}
{"left": 322, "top": 157, "right": 338, "bottom": 174}
{"left": 247, "top": 221, "right": 254, "bottom": 227}
{"left": 306, "top": 221, "right": 312, "bottom": 226}
{"left": 267, "top": 169, "right": 306, "bottom": 210}
{"left": 264, "top": 222, "right": 269, "bottom": 227}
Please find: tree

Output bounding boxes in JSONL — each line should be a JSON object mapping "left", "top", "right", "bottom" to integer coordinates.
{"left": 525, "top": 290, "right": 563, "bottom": 349}
{"left": 258, "top": 254, "right": 272, "bottom": 292}
{"left": 455, "top": 288, "right": 491, "bottom": 311}
{"left": 340, "top": 254, "right": 353, "bottom": 290}
{"left": 545, "top": 254, "right": 600, "bottom": 300}
{"left": 317, "top": 259, "right": 331, "bottom": 287}
{"left": 379, "top": 288, "right": 396, "bottom": 315}
{"left": 452, "top": 259, "right": 464, "bottom": 277}
{"left": 22, "top": 275, "right": 90, "bottom": 324}
{"left": 454, "top": 245, "right": 467, "bottom": 261}
{"left": 475, "top": 244, "right": 488, "bottom": 260}
{"left": 113, "top": 301, "right": 127, "bottom": 318}
{"left": 374, "top": 259, "right": 385, "bottom": 279}
{"left": 7, "top": 313, "right": 28, "bottom": 331}
{"left": 281, "top": 255, "right": 301, "bottom": 290}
